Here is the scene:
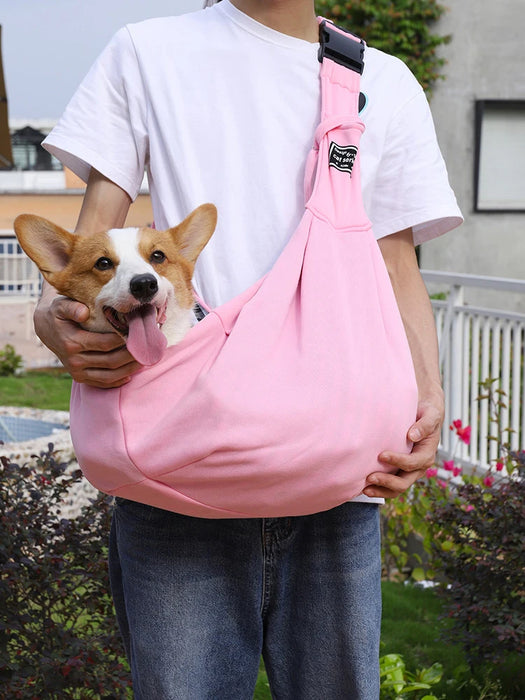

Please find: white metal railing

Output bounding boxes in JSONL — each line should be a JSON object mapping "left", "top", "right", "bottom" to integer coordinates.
{"left": 422, "top": 270, "right": 525, "bottom": 470}
{"left": 0, "top": 234, "right": 41, "bottom": 298}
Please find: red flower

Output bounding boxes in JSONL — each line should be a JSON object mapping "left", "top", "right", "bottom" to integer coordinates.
{"left": 452, "top": 465, "right": 462, "bottom": 477}
{"left": 443, "top": 460, "right": 455, "bottom": 471}
{"left": 426, "top": 467, "right": 438, "bottom": 478}
{"left": 483, "top": 474, "right": 495, "bottom": 488}
{"left": 496, "top": 461, "right": 504, "bottom": 472}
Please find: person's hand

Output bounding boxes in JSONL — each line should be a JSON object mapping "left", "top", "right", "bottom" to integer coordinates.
{"left": 363, "top": 392, "right": 444, "bottom": 499}
{"left": 34, "top": 293, "right": 141, "bottom": 388}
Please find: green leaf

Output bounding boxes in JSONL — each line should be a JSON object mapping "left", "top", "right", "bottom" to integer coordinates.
{"left": 402, "top": 682, "right": 432, "bottom": 692}
{"left": 411, "top": 567, "right": 426, "bottom": 582}
{"left": 380, "top": 654, "right": 405, "bottom": 675}
{"left": 419, "top": 663, "right": 443, "bottom": 685}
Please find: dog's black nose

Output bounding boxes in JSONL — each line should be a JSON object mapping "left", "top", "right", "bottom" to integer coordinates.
{"left": 130, "top": 274, "right": 158, "bottom": 302}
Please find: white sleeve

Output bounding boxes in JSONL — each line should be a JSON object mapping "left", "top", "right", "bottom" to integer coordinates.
{"left": 42, "top": 27, "right": 148, "bottom": 201}
{"left": 368, "top": 86, "right": 463, "bottom": 245}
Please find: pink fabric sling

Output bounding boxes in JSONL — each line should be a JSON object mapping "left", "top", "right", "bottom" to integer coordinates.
{"left": 70, "top": 21, "right": 418, "bottom": 518}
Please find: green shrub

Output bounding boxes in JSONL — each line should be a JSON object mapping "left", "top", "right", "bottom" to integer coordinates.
{"left": 0, "top": 446, "right": 132, "bottom": 698}
{"left": 0, "top": 344, "right": 23, "bottom": 377}
{"left": 427, "top": 478, "right": 525, "bottom": 667}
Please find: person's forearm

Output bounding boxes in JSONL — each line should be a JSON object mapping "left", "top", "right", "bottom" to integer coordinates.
{"left": 393, "top": 267, "right": 443, "bottom": 405}
{"left": 363, "top": 229, "right": 444, "bottom": 498}
{"left": 378, "top": 229, "right": 443, "bottom": 407}
{"left": 75, "top": 168, "right": 132, "bottom": 234}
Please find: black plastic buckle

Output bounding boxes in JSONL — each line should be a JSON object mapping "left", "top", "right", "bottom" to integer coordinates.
{"left": 318, "top": 20, "right": 365, "bottom": 74}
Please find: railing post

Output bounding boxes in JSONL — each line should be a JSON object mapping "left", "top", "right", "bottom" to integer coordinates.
{"left": 441, "top": 284, "right": 464, "bottom": 456}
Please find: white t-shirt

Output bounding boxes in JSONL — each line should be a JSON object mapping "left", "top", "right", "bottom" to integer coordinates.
{"left": 43, "top": 0, "right": 462, "bottom": 311}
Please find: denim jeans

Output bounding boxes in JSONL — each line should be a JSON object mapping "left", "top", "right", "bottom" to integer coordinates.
{"left": 109, "top": 499, "right": 382, "bottom": 699}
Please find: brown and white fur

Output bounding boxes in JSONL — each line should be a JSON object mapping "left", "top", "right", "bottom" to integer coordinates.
{"left": 14, "top": 204, "right": 217, "bottom": 364}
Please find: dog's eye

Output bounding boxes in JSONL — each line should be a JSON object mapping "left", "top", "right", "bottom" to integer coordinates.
{"left": 150, "top": 250, "right": 166, "bottom": 264}
{"left": 94, "top": 257, "right": 114, "bottom": 271}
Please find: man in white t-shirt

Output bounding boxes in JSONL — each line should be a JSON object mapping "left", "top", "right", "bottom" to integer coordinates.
{"left": 35, "top": 1, "right": 461, "bottom": 697}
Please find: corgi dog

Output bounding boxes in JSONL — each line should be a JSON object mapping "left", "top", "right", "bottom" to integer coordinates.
{"left": 14, "top": 204, "right": 217, "bottom": 366}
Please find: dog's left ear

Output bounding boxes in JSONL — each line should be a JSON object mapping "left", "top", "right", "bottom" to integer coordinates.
{"left": 13, "top": 215, "right": 76, "bottom": 281}
{"left": 170, "top": 204, "right": 217, "bottom": 266}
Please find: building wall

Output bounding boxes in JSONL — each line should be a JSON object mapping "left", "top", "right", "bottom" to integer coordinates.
{"left": 0, "top": 192, "right": 153, "bottom": 232}
{"left": 420, "top": 0, "right": 525, "bottom": 311}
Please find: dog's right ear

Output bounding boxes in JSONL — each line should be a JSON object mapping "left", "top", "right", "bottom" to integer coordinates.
{"left": 13, "top": 215, "right": 76, "bottom": 284}
{"left": 171, "top": 204, "right": 218, "bottom": 267}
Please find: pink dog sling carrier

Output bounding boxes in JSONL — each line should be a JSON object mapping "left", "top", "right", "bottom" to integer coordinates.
{"left": 70, "top": 22, "right": 418, "bottom": 518}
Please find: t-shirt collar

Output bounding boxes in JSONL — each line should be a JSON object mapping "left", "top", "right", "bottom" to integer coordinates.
{"left": 215, "top": 0, "right": 320, "bottom": 50}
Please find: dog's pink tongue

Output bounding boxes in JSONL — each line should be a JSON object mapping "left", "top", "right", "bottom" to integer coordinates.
{"left": 126, "top": 305, "right": 167, "bottom": 366}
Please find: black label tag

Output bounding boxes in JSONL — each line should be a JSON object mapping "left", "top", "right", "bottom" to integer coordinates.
{"left": 329, "top": 142, "right": 358, "bottom": 176}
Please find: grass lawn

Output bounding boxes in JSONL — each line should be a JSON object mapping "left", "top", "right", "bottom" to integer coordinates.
{"left": 0, "top": 368, "right": 72, "bottom": 411}
{"left": 381, "top": 581, "right": 467, "bottom": 673}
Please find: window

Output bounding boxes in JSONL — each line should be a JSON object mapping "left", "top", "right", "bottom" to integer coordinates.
{"left": 474, "top": 100, "right": 525, "bottom": 212}
{"left": 0, "top": 235, "right": 41, "bottom": 295}
{"left": 11, "top": 126, "right": 62, "bottom": 171}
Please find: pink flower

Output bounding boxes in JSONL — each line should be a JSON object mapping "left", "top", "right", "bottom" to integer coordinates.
{"left": 483, "top": 474, "right": 495, "bottom": 488}
{"left": 449, "top": 419, "right": 471, "bottom": 445}
{"left": 496, "top": 461, "right": 504, "bottom": 472}
{"left": 457, "top": 425, "right": 471, "bottom": 445}
{"left": 437, "top": 479, "right": 448, "bottom": 490}
{"left": 443, "top": 460, "right": 455, "bottom": 472}
{"left": 426, "top": 467, "right": 438, "bottom": 478}
{"left": 452, "top": 465, "right": 462, "bottom": 477}
{"left": 464, "top": 504, "right": 475, "bottom": 512}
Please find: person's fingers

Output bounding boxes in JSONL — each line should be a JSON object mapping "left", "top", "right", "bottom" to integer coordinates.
{"left": 363, "top": 467, "right": 426, "bottom": 499}
{"left": 34, "top": 295, "right": 141, "bottom": 386}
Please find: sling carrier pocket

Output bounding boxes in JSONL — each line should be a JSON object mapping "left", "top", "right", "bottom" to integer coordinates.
{"left": 70, "top": 21, "right": 418, "bottom": 518}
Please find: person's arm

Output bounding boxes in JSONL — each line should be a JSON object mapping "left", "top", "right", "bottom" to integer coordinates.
{"left": 363, "top": 228, "right": 445, "bottom": 499}
{"left": 34, "top": 168, "right": 141, "bottom": 388}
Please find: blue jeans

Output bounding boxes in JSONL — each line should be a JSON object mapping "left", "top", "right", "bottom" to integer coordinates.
{"left": 109, "top": 499, "right": 382, "bottom": 699}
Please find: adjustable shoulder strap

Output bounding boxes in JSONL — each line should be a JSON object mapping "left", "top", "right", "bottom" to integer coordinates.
{"left": 307, "top": 19, "right": 368, "bottom": 227}
{"left": 316, "top": 19, "right": 366, "bottom": 121}
{"left": 318, "top": 20, "right": 365, "bottom": 75}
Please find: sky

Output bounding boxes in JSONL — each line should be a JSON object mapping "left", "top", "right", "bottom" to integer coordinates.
{"left": 1, "top": 0, "right": 203, "bottom": 120}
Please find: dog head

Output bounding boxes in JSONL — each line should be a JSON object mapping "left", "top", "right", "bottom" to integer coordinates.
{"left": 14, "top": 204, "right": 217, "bottom": 365}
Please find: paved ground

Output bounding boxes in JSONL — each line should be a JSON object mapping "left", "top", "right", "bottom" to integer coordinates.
{"left": 0, "top": 301, "right": 59, "bottom": 369}
{"left": 0, "top": 406, "right": 98, "bottom": 518}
